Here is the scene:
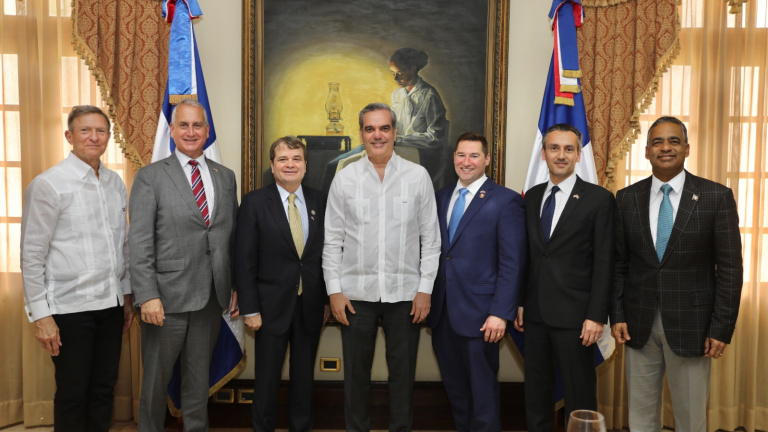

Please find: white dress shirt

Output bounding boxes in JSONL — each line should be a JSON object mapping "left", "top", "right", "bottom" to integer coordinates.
{"left": 176, "top": 152, "right": 215, "bottom": 217}
{"left": 446, "top": 174, "right": 487, "bottom": 222}
{"left": 539, "top": 173, "right": 577, "bottom": 237}
{"left": 323, "top": 152, "right": 441, "bottom": 302}
{"left": 649, "top": 170, "right": 685, "bottom": 244}
{"left": 21, "top": 152, "right": 130, "bottom": 321}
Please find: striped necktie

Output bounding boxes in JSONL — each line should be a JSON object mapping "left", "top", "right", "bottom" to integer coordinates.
{"left": 188, "top": 160, "right": 209, "bottom": 226}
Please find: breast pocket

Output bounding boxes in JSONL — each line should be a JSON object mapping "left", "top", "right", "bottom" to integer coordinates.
{"left": 393, "top": 197, "right": 415, "bottom": 221}
{"left": 346, "top": 199, "right": 370, "bottom": 223}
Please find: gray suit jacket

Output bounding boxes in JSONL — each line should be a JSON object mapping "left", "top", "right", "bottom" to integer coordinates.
{"left": 129, "top": 153, "right": 238, "bottom": 312}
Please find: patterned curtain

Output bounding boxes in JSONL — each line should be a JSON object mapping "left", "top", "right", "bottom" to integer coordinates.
{"left": 579, "top": 0, "right": 680, "bottom": 191}
{"left": 72, "top": 0, "right": 169, "bottom": 169}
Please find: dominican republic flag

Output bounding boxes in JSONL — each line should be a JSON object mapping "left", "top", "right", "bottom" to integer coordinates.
{"left": 513, "top": 0, "right": 614, "bottom": 406}
{"left": 153, "top": 0, "right": 244, "bottom": 416}
{"left": 522, "top": 0, "right": 597, "bottom": 193}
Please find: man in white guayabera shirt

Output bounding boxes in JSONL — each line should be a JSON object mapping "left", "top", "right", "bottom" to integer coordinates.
{"left": 323, "top": 102, "right": 441, "bottom": 432}
{"left": 21, "top": 105, "right": 133, "bottom": 432}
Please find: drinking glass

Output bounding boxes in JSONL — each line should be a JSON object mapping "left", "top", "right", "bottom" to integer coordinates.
{"left": 566, "top": 409, "right": 607, "bottom": 432}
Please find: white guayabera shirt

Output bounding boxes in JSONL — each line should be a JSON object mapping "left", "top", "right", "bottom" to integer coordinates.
{"left": 21, "top": 152, "right": 130, "bottom": 321}
{"left": 323, "top": 152, "right": 441, "bottom": 302}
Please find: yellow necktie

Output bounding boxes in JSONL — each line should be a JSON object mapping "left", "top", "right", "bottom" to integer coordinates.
{"left": 288, "top": 193, "right": 304, "bottom": 295}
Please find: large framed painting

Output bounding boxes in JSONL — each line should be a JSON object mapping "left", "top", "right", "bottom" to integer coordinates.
{"left": 242, "top": 0, "right": 509, "bottom": 194}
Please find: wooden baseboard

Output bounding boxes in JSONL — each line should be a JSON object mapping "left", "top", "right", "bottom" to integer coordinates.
{"left": 206, "top": 380, "right": 527, "bottom": 430}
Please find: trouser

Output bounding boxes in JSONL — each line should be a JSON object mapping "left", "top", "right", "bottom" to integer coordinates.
{"left": 51, "top": 305, "right": 124, "bottom": 432}
{"left": 626, "top": 310, "right": 711, "bottom": 432}
{"left": 342, "top": 300, "right": 420, "bottom": 432}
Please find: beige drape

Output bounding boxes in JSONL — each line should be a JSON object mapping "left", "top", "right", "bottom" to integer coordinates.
{"left": 598, "top": 1, "right": 768, "bottom": 431}
{"left": 0, "top": 0, "right": 142, "bottom": 427}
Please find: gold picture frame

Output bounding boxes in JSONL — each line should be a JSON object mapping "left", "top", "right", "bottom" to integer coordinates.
{"left": 241, "top": 0, "right": 509, "bottom": 194}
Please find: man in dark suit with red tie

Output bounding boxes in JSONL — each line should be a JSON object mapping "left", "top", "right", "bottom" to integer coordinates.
{"left": 234, "top": 136, "right": 329, "bottom": 432}
{"left": 514, "top": 123, "right": 615, "bottom": 432}
{"left": 429, "top": 132, "right": 527, "bottom": 432}
{"left": 611, "top": 116, "right": 743, "bottom": 432}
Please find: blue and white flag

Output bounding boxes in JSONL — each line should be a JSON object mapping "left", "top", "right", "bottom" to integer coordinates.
{"left": 153, "top": 0, "right": 244, "bottom": 416}
{"left": 514, "top": 0, "right": 614, "bottom": 407}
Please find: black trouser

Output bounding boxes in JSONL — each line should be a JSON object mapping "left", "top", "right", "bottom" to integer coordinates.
{"left": 342, "top": 300, "right": 420, "bottom": 432}
{"left": 51, "top": 306, "right": 124, "bottom": 432}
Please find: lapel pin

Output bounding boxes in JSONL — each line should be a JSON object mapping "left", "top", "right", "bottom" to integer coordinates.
{"left": 692, "top": 194, "right": 698, "bottom": 201}
{"left": 311, "top": 210, "right": 316, "bottom": 216}
{"left": 573, "top": 194, "right": 580, "bottom": 199}
{"left": 212, "top": 167, "right": 218, "bottom": 172}
{"left": 479, "top": 191, "right": 486, "bottom": 199}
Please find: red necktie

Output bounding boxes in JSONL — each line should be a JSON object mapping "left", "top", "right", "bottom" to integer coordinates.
{"left": 188, "top": 160, "right": 210, "bottom": 226}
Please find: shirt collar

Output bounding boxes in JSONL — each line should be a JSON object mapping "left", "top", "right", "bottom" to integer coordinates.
{"left": 407, "top": 77, "right": 425, "bottom": 95}
{"left": 546, "top": 172, "right": 577, "bottom": 197}
{"left": 276, "top": 183, "right": 305, "bottom": 205}
{"left": 361, "top": 151, "right": 400, "bottom": 175}
{"left": 175, "top": 151, "right": 207, "bottom": 170}
{"left": 651, "top": 170, "right": 686, "bottom": 195}
{"left": 454, "top": 174, "right": 487, "bottom": 197}
{"left": 66, "top": 151, "right": 102, "bottom": 180}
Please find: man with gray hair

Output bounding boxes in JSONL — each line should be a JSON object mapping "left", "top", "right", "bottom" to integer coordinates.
{"left": 130, "top": 98, "right": 239, "bottom": 431}
{"left": 21, "top": 105, "right": 133, "bottom": 431}
{"left": 323, "top": 102, "right": 441, "bottom": 431}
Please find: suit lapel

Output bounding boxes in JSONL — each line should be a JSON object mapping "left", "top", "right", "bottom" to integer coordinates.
{"left": 438, "top": 187, "right": 452, "bottom": 245}
{"left": 164, "top": 154, "right": 207, "bottom": 227}
{"left": 266, "top": 185, "right": 299, "bottom": 257}
{"left": 661, "top": 172, "right": 699, "bottom": 263}
{"left": 207, "top": 160, "right": 224, "bottom": 226}
{"left": 450, "top": 178, "right": 494, "bottom": 248}
{"left": 528, "top": 184, "right": 547, "bottom": 246}
{"left": 303, "top": 188, "right": 320, "bottom": 256}
{"left": 633, "top": 177, "right": 655, "bottom": 253}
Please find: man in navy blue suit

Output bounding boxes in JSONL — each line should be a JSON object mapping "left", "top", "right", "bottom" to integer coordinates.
{"left": 428, "top": 132, "right": 527, "bottom": 432}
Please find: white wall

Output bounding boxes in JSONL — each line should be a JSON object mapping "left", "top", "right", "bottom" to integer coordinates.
{"left": 195, "top": 1, "right": 553, "bottom": 382}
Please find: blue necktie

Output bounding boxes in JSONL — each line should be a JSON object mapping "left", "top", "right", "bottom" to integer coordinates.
{"left": 448, "top": 188, "right": 469, "bottom": 243}
{"left": 656, "top": 184, "right": 673, "bottom": 261}
{"left": 540, "top": 185, "right": 559, "bottom": 242}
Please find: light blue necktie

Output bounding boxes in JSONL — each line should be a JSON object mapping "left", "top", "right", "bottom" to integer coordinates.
{"left": 448, "top": 188, "right": 469, "bottom": 243}
{"left": 656, "top": 184, "right": 673, "bottom": 261}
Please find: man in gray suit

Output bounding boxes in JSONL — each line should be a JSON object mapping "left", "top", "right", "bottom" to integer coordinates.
{"left": 129, "top": 98, "right": 239, "bottom": 431}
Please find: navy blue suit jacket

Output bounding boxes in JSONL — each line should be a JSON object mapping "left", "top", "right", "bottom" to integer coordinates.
{"left": 427, "top": 178, "right": 527, "bottom": 337}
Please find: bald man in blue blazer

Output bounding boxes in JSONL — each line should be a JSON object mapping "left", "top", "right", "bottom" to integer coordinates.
{"left": 428, "top": 132, "right": 527, "bottom": 432}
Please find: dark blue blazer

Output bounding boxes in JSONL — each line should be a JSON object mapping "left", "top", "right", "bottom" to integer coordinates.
{"left": 427, "top": 178, "right": 527, "bottom": 337}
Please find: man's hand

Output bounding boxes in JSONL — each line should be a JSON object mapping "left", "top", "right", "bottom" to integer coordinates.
{"left": 704, "top": 337, "right": 728, "bottom": 359}
{"left": 611, "top": 323, "right": 631, "bottom": 344}
{"left": 34, "top": 316, "right": 62, "bottom": 356}
{"left": 480, "top": 315, "right": 507, "bottom": 343}
{"left": 122, "top": 294, "right": 135, "bottom": 333}
{"left": 229, "top": 291, "right": 240, "bottom": 318}
{"left": 580, "top": 319, "right": 604, "bottom": 346}
{"left": 323, "top": 305, "right": 331, "bottom": 325}
{"left": 410, "top": 292, "right": 431, "bottom": 324}
{"left": 330, "top": 293, "right": 355, "bottom": 326}
{"left": 513, "top": 306, "right": 524, "bottom": 332}
{"left": 244, "top": 314, "right": 262, "bottom": 331}
{"left": 140, "top": 298, "right": 165, "bottom": 326}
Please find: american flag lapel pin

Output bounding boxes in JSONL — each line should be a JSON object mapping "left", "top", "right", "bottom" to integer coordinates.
{"left": 573, "top": 194, "right": 580, "bottom": 199}
{"left": 212, "top": 167, "right": 219, "bottom": 173}
{"left": 692, "top": 194, "right": 699, "bottom": 201}
{"left": 479, "top": 191, "right": 486, "bottom": 199}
